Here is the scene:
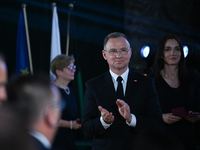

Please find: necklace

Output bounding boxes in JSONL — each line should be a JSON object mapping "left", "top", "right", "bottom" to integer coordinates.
{"left": 56, "top": 80, "right": 70, "bottom": 95}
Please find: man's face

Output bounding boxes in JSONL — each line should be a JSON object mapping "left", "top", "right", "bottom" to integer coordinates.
{"left": 102, "top": 37, "right": 132, "bottom": 74}
{"left": 0, "top": 60, "right": 7, "bottom": 103}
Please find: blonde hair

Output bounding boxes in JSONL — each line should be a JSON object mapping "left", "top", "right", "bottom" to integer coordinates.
{"left": 50, "top": 54, "right": 75, "bottom": 77}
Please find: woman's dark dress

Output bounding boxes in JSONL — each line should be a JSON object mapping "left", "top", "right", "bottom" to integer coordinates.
{"left": 157, "top": 73, "right": 200, "bottom": 150}
{"left": 52, "top": 87, "right": 78, "bottom": 150}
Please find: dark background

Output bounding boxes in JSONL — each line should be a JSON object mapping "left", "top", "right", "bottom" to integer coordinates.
{"left": 0, "top": 0, "right": 200, "bottom": 149}
{"left": 1, "top": 0, "right": 200, "bottom": 84}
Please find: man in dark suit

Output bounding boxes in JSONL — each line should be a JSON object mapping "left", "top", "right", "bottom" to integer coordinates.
{"left": 7, "top": 74, "right": 61, "bottom": 150}
{"left": 82, "top": 32, "right": 163, "bottom": 150}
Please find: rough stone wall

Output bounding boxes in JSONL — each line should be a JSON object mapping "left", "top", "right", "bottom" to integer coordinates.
{"left": 124, "top": 0, "right": 200, "bottom": 74}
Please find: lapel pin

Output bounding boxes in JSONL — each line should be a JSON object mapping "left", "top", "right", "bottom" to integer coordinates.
{"left": 134, "top": 80, "right": 137, "bottom": 82}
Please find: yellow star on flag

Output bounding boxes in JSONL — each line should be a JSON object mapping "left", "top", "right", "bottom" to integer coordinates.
{"left": 20, "top": 68, "right": 29, "bottom": 75}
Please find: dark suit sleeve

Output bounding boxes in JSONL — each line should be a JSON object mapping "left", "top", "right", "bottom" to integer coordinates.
{"left": 190, "top": 73, "right": 200, "bottom": 112}
{"left": 82, "top": 81, "right": 106, "bottom": 137}
{"left": 145, "top": 78, "right": 162, "bottom": 118}
{"left": 133, "top": 77, "right": 163, "bottom": 131}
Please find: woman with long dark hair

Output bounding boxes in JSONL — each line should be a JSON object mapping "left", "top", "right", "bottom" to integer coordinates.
{"left": 151, "top": 33, "right": 200, "bottom": 150}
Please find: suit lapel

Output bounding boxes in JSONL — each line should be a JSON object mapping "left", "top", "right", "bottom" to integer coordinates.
{"left": 101, "top": 70, "right": 139, "bottom": 102}
{"left": 125, "top": 70, "right": 138, "bottom": 102}
{"left": 101, "top": 72, "right": 122, "bottom": 117}
{"left": 101, "top": 71, "right": 116, "bottom": 101}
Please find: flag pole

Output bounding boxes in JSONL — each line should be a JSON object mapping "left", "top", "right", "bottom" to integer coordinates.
{"left": 52, "top": 2, "right": 56, "bottom": 14}
{"left": 66, "top": 3, "right": 74, "bottom": 55}
{"left": 22, "top": 4, "right": 33, "bottom": 75}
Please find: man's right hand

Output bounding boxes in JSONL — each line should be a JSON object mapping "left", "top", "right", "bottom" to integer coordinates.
{"left": 98, "top": 106, "right": 114, "bottom": 124}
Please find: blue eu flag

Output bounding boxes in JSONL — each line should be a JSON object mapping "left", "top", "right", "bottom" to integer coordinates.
{"left": 15, "top": 10, "right": 30, "bottom": 76}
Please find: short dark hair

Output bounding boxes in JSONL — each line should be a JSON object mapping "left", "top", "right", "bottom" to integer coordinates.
{"left": 7, "top": 73, "right": 58, "bottom": 127}
{"left": 103, "top": 32, "right": 130, "bottom": 49}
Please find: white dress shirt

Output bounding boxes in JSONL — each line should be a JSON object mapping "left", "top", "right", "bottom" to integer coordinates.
{"left": 29, "top": 131, "right": 51, "bottom": 149}
{"left": 100, "top": 68, "right": 137, "bottom": 129}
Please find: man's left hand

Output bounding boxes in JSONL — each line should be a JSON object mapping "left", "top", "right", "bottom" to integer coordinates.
{"left": 116, "top": 99, "right": 132, "bottom": 123}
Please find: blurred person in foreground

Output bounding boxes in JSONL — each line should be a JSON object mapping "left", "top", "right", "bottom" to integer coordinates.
{"left": 0, "top": 104, "right": 35, "bottom": 150}
{"left": 51, "top": 54, "right": 81, "bottom": 150}
{"left": 151, "top": 33, "right": 200, "bottom": 150}
{"left": 82, "top": 32, "right": 163, "bottom": 150}
{"left": 0, "top": 53, "right": 7, "bottom": 105}
{"left": 7, "top": 73, "right": 61, "bottom": 150}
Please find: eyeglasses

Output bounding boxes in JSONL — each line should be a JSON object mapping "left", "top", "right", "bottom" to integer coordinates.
{"left": 68, "top": 65, "right": 76, "bottom": 71}
{"left": 104, "top": 49, "right": 129, "bottom": 56}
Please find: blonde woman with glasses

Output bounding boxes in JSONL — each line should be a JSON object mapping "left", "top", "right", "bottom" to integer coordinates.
{"left": 51, "top": 54, "right": 81, "bottom": 150}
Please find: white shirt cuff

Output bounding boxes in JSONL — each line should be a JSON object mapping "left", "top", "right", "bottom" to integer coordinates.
{"left": 100, "top": 116, "right": 112, "bottom": 129}
{"left": 126, "top": 114, "right": 136, "bottom": 127}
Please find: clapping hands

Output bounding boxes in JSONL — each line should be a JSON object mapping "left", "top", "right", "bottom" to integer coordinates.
{"left": 98, "top": 99, "right": 132, "bottom": 124}
{"left": 116, "top": 99, "right": 132, "bottom": 123}
{"left": 98, "top": 106, "right": 114, "bottom": 124}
